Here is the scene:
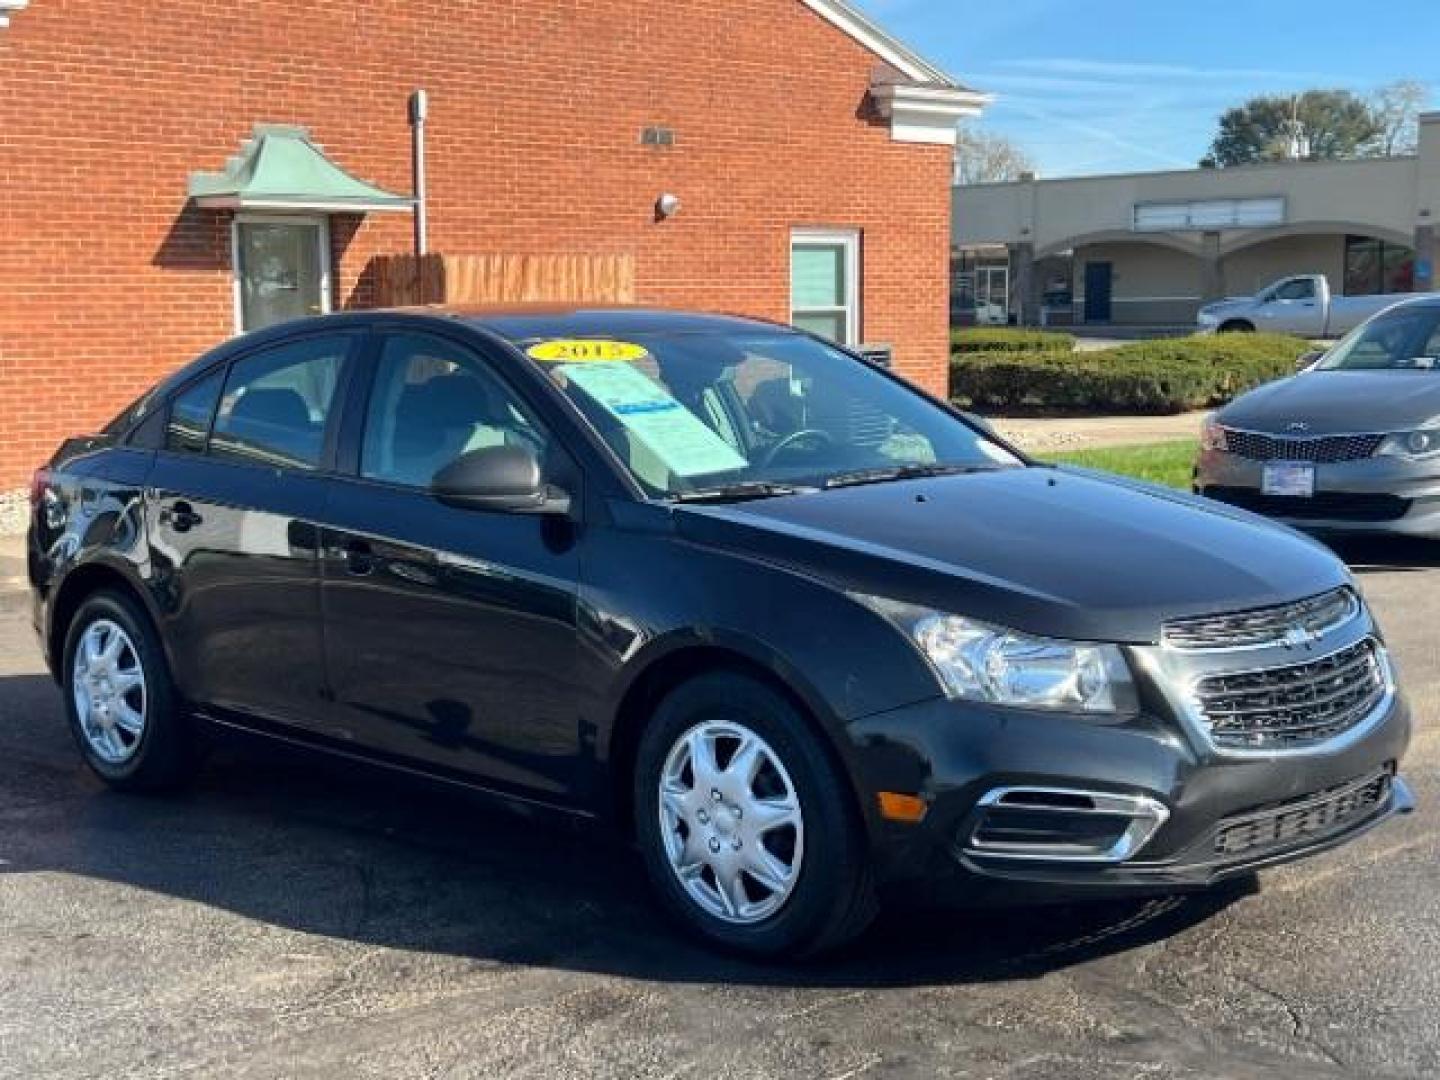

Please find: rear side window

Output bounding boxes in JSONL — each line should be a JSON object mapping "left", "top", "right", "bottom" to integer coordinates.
{"left": 211, "top": 336, "right": 351, "bottom": 470}
{"left": 165, "top": 371, "right": 223, "bottom": 455}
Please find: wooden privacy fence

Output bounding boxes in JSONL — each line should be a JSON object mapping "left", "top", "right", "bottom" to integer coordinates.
{"left": 369, "top": 253, "right": 636, "bottom": 307}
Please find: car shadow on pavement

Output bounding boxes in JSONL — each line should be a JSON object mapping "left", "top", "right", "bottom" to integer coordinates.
{"left": 0, "top": 672, "right": 1253, "bottom": 990}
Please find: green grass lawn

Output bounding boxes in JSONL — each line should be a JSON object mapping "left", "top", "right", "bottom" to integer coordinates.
{"left": 1039, "top": 438, "right": 1199, "bottom": 490}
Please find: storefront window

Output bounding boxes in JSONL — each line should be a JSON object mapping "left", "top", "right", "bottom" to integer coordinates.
{"left": 1344, "top": 235, "right": 1415, "bottom": 296}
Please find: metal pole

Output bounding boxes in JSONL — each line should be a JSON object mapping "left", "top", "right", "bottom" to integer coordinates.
{"left": 409, "top": 89, "right": 429, "bottom": 259}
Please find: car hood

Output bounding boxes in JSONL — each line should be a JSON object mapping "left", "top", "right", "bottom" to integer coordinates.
{"left": 1220, "top": 370, "right": 1440, "bottom": 434}
{"left": 1201, "top": 297, "right": 1256, "bottom": 315}
{"left": 673, "top": 467, "right": 1347, "bottom": 644}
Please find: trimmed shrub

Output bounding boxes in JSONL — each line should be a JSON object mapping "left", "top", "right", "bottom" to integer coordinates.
{"left": 950, "top": 327, "right": 1076, "bottom": 354}
{"left": 950, "top": 333, "right": 1310, "bottom": 414}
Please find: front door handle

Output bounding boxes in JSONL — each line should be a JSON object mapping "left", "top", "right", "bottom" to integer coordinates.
{"left": 340, "top": 538, "right": 376, "bottom": 576}
{"left": 160, "top": 501, "right": 204, "bottom": 533}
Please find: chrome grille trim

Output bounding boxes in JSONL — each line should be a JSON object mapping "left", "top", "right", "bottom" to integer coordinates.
{"left": 1190, "top": 637, "right": 1389, "bottom": 751}
{"left": 1162, "top": 588, "right": 1360, "bottom": 652}
{"left": 1221, "top": 427, "right": 1384, "bottom": 463}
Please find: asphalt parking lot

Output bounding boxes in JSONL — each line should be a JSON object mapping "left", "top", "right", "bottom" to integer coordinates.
{"left": 1, "top": 537, "right": 1438, "bottom": 1080}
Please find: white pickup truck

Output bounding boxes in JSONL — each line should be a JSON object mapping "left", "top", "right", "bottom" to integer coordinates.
{"left": 1195, "top": 274, "right": 1429, "bottom": 337}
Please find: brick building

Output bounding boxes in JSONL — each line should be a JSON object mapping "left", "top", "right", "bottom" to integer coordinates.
{"left": 0, "top": 0, "right": 984, "bottom": 489}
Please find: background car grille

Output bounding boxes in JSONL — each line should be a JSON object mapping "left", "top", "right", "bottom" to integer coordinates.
{"left": 1214, "top": 769, "right": 1391, "bottom": 857}
{"left": 1163, "top": 588, "right": 1357, "bottom": 651}
{"left": 1222, "top": 428, "right": 1383, "bottom": 463}
{"left": 1192, "top": 638, "right": 1387, "bottom": 750}
{"left": 1204, "top": 487, "right": 1412, "bottom": 522}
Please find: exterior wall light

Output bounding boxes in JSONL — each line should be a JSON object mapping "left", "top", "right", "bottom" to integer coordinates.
{"left": 655, "top": 193, "right": 681, "bottom": 220}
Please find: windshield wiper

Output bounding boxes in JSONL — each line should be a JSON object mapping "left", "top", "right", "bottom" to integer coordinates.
{"left": 821, "top": 463, "right": 988, "bottom": 490}
{"left": 672, "top": 481, "right": 814, "bottom": 504}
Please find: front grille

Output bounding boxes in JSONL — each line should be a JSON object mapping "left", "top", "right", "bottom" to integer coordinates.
{"left": 1163, "top": 588, "right": 1358, "bottom": 651}
{"left": 1222, "top": 428, "right": 1383, "bottom": 463}
{"left": 1205, "top": 487, "right": 1412, "bottom": 522}
{"left": 1214, "top": 768, "right": 1392, "bottom": 857}
{"left": 1192, "top": 638, "right": 1387, "bottom": 750}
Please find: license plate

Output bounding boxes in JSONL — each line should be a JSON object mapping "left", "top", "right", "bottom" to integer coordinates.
{"left": 1262, "top": 462, "right": 1315, "bottom": 498}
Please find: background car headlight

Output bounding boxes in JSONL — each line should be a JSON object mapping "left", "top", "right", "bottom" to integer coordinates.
{"left": 1377, "top": 428, "right": 1440, "bottom": 459}
{"left": 1200, "top": 417, "right": 1229, "bottom": 452}
{"left": 856, "top": 597, "right": 1138, "bottom": 713}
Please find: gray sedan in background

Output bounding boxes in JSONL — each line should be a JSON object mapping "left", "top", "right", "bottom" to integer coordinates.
{"left": 1196, "top": 296, "right": 1440, "bottom": 537}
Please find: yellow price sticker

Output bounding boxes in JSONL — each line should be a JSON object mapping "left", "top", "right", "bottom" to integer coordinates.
{"left": 525, "top": 339, "right": 650, "bottom": 363}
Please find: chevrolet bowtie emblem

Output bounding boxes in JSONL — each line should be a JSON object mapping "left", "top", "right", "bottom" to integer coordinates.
{"left": 1283, "top": 623, "right": 1320, "bottom": 649}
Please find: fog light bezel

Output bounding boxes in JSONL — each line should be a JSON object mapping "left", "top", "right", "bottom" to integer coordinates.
{"left": 962, "top": 786, "right": 1169, "bottom": 864}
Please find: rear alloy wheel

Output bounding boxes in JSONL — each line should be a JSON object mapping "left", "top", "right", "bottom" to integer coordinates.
{"left": 634, "top": 673, "right": 876, "bottom": 958}
{"left": 72, "top": 618, "right": 148, "bottom": 765}
{"left": 63, "top": 590, "right": 193, "bottom": 791}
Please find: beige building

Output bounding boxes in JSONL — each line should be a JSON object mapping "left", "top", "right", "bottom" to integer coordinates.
{"left": 953, "top": 112, "right": 1440, "bottom": 327}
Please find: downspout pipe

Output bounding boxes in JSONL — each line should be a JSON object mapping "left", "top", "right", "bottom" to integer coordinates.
{"left": 409, "top": 89, "right": 429, "bottom": 260}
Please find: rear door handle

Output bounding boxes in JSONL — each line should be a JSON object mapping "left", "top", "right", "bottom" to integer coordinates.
{"left": 160, "top": 501, "right": 204, "bottom": 532}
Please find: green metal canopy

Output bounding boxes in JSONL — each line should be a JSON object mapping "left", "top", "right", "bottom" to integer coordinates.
{"left": 188, "top": 124, "right": 413, "bottom": 213}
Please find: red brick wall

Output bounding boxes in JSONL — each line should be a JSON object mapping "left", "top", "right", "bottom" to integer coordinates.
{"left": 0, "top": 0, "right": 953, "bottom": 488}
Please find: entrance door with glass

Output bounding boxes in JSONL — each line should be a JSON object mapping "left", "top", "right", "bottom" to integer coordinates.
{"left": 233, "top": 216, "right": 330, "bottom": 333}
{"left": 975, "top": 265, "right": 1009, "bottom": 325}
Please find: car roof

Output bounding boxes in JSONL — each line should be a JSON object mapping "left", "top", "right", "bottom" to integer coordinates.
{"left": 442, "top": 305, "right": 791, "bottom": 342}
{"left": 148, "top": 306, "right": 803, "bottom": 402}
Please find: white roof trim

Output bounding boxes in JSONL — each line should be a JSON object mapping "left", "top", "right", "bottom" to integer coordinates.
{"left": 871, "top": 83, "right": 990, "bottom": 146}
{"left": 798, "top": 0, "right": 964, "bottom": 88}
{"left": 0, "top": 0, "right": 30, "bottom": 30}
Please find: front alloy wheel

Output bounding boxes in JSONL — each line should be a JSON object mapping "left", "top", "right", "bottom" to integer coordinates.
{"left": 634, "top": 672, "right": 876, "bottom": 958}
{"left": 658, "top": 721, "right": 804, "bottom": 924}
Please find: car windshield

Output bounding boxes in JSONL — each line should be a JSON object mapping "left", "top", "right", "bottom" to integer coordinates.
{"left": 519, "top": 330, "right": 1022, "bottom": 498}
{"left": 1318, "top": 305, "right": 1440, "bottom": 372}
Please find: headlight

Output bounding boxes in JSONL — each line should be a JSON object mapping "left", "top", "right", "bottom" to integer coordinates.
{"left": 1377, "top": 428, "right": 1440, "bottom": 459}
{"left": 1200, "top": 417, "right": 1229, "bottom": 452}
{"left": 855, "top": 596, "right": 1138, "bottom": 713}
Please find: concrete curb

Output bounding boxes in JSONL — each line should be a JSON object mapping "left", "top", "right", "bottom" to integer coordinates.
{"left": 1, "top": 532, "right": 27, "bottom": 593}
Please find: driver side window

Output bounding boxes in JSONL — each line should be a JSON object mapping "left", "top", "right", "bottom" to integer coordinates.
{"left": 1273, "top": 279, "right": 1316, "bottom": 301}
{"left": 361, "top": 333, "right": 550, "bottom": 489}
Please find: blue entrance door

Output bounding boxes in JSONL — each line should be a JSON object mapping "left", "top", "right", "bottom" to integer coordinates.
{"left": 1084, "top": 262, "right": 1113, "bottom": 323}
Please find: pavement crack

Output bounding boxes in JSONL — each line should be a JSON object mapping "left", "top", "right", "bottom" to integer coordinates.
{"left": 1229, "top": 970, "right": 1345, "bottom": 1070}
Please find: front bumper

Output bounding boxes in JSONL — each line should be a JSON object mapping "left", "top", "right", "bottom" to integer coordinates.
{"left": 1194, "top": 447, "right": 1440, "bottom": 537}
{"left": 847, "top": 677, "right": 1412, "bottom": 904}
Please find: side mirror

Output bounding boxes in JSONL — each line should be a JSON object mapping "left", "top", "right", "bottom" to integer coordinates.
{"left": 431, "top": 444, "right": 571, "bottom": 515}
{"left": 1295, "top": 349, "right": 1325, "bottom": 373}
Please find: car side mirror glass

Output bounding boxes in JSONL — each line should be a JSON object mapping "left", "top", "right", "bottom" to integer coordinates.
{"left": 430, "top": 444, "right": 570, "bottom": 515}
{"left": 1295, "top": 349, "right": 1325, "bottom": 373}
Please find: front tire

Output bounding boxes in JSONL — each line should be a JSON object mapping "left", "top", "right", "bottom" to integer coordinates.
{"left": 1218, "top": 320, "right": 1255, "bottom": 333}
{"left": 62, "top": 589, "right": 192, "bottom": 792}
{"left": 633, "top": 673, "right": 876, "bottom": 958}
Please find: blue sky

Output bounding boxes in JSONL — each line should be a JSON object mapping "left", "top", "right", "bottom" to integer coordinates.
{"left": 852, "top": 0, "right": 1440, "bottom": 177}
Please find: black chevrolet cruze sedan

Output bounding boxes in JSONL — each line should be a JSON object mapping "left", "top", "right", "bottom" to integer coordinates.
{"left": 29, "top": 308, "right": 1413, "bottom": 957}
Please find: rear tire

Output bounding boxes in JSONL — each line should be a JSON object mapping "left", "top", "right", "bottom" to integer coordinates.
{"left": 633, "top": 672, "right": 877, "bottom": 958}
{"left": 1218, "top": 320, "right": 1255, "bottom": 333}
{"left": 62, "top": 589, "right": 193, "bottom": 792}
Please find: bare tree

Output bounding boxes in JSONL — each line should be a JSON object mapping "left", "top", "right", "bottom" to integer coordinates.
{"left": 953, "top": 129, "right": 1034, "bottom": 185}
{"left": 1370, "top": 80, "right": 1430, "bottom": 156}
